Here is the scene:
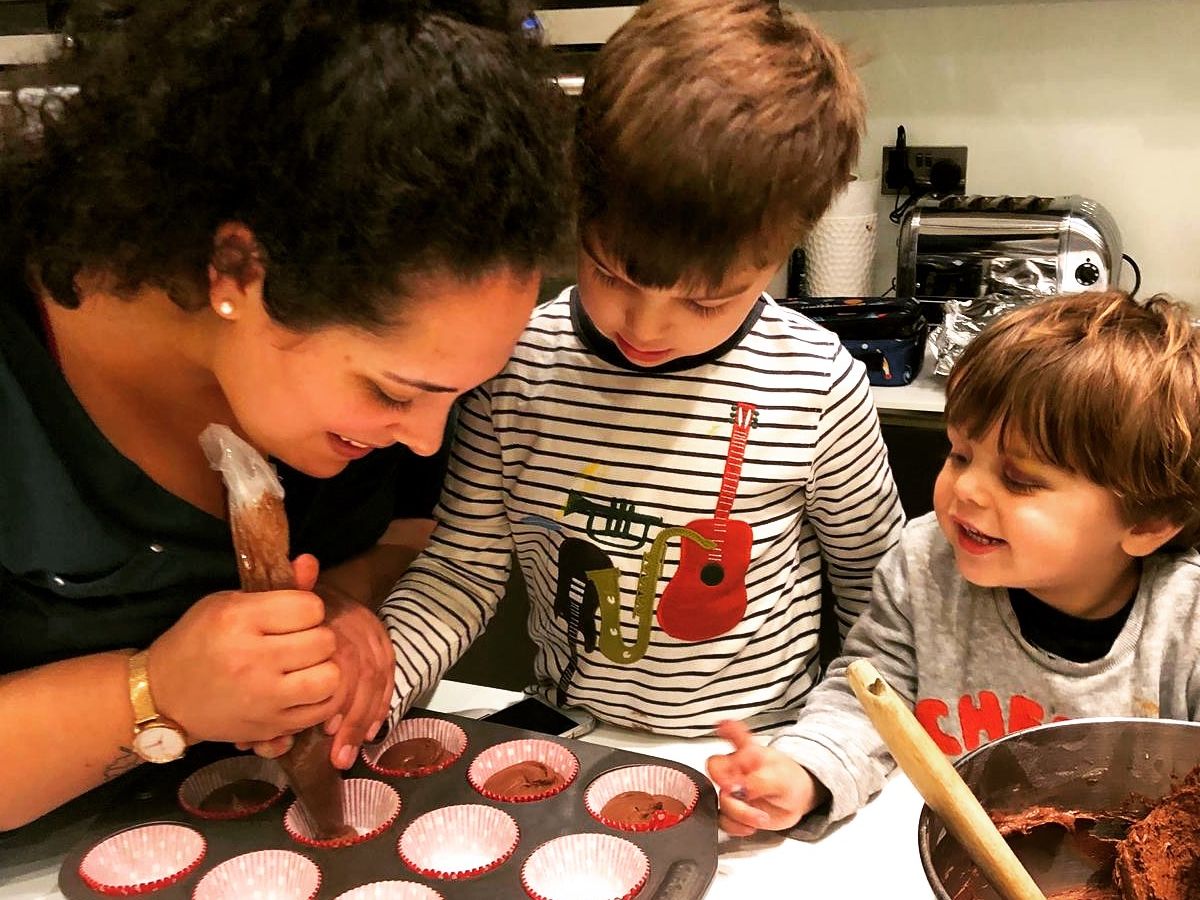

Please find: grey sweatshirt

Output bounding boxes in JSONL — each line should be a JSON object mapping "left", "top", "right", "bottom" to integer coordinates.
{"left": 774, "top": 512, "right": 1200, "bottom": 838}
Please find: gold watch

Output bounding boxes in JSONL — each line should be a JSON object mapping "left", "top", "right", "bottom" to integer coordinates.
{"left": 128, "top": 649, "right": 188, "bottom": 763}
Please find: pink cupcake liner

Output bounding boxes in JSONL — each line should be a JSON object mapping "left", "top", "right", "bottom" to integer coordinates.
{"left": 397, "top": 804, "right": 519, "bottom": 880}
{"left": 192, "top": 849, "right": 320, "bottom": 900}
{"left": 79, "top": 823, "right": 206, "bottom": 896}
{"left": 521, "top": 833, "right": 649, "bottom": 900}
{"left": 361, "top": 718, "right": 467, "bottom": 778}
{"left": 334, "top": 882, "right": 445, "bottom": 900}
{"left": 177, "top": 754, "right": 288, "bottom": 820}
{"left": 467, "top": 739, "right": 579, "bottom": 803}
{"left": 285, "top": 779, "right": 400, "bottom": 849}
{"left": 583, "top": 765, "right": 699, "bottom": 832}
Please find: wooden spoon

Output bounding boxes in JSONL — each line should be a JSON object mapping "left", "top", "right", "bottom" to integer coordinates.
{"left": 847, "top": 659, "right": 1046, "bottom": 900}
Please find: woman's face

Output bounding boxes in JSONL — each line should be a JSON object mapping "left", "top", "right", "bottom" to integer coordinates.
{"left": 212, "top": 267, "right": 538, "bottom": 477}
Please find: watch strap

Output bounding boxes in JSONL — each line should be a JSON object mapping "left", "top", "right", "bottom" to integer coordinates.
{"left": 128, "top": 649, "right": 160, "bottom": 726}
{"left": 128, "top": 649, "right": 186, "bottom": 741}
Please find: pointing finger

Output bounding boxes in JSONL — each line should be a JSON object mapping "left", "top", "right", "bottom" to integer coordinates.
{"left": 716, "top": 719, "right": 756, "bottom": 750}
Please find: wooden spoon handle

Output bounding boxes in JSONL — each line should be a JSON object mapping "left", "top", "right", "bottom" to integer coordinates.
{"left": 847, "top": 659, "right": 1046, "bottom": 900}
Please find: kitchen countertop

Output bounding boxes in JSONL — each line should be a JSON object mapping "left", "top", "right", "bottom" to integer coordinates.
{"left": 0, "top": 680, "right": 935, "bottom": 899}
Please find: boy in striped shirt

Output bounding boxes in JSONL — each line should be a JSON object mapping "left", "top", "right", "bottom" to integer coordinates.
{"left": 380, "top": 0, "right": 903, "bottom": 735}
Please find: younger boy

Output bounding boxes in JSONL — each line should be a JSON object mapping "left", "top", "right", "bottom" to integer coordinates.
{"left": 379, "top": 0, "right": 903, "bottom": 735}
{"left": 709, "top": 291, "right": 1200, "bottom": 835}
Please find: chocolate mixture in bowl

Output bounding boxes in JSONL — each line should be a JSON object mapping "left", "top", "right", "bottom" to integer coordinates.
{"left": 965, "top": 769, "right": 1200, "bottom": 900}
{"left": 1111, "top": 769, "right": 1200, "bottom": 900}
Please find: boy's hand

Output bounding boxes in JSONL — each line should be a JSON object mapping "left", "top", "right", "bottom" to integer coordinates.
{"left": 706, "top": 719, "right": 829, "bottom": 836}
{"left": 316, "top": 581, "right": 394, "bottom": 768}
{"left": 235, "top": 554, "right": 394, "bottom": 768}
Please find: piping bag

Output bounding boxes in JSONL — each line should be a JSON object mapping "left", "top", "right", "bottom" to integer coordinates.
{"left": 200, "top": 424, "right": 351, "bottom": 840}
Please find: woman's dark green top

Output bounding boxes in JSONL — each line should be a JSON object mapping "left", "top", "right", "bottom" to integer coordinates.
{"left": 0, "top": 286, "right": 447, "bottom": 675}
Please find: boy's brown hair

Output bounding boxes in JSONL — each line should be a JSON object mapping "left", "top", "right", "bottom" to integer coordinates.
{"left": 946, "top": 291, "right": 1200, "bottom": 548}
{"left": 576, "top": 0, "right": 865, "bottom": 291}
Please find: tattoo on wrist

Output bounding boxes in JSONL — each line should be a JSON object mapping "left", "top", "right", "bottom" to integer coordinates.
{"left": 103, "top": 746, "right": 141, "bottom": 782}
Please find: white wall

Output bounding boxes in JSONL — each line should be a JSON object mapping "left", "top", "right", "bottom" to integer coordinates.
{"left": 794, "top": 0, "right": 1200, "bottom": 301}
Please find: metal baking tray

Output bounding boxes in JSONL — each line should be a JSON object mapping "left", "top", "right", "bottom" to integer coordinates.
{"left": 58, "top": 708, "right": 718, "bottom": 899}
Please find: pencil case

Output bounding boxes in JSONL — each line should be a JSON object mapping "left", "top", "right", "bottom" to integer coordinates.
{"left": 780, "top": 296, "right": 928, "bottom": 386}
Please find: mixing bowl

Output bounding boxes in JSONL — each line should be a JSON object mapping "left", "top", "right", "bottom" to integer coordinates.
{"left": 917, "top": 717, "right": 1200, "bottom": 899}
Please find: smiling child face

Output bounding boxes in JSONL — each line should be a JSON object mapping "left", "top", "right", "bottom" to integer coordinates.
{"left": 933, "top": 423, "right": 1147, "bottom": 619}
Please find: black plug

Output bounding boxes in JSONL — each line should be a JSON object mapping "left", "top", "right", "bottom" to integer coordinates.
{"left": 929, "top": 157, "right": 964, "bottom": 198}
{"left": 884, "top": 125, "right": 914, "bottom": 193}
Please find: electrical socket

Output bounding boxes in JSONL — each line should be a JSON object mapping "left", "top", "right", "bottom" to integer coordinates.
{"left": 880, "top": 145, "right": 968, "bottom": 195}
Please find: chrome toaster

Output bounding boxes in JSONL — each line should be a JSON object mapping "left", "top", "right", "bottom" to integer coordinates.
{"left": 897, "top": 194, "right": 1123, "bottom": 301}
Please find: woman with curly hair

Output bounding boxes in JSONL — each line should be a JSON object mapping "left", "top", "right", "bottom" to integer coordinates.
{"left": 0, "top": 0, "right": 570, "bottom": 828}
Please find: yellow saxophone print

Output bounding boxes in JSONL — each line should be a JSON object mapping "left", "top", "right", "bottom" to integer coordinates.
{"left": 588, "top": 526, "right": 714, "bottom": 664}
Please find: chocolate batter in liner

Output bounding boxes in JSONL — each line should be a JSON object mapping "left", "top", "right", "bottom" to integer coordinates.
{"left": 481, "top": 761, "right": 567, "bottom": 800}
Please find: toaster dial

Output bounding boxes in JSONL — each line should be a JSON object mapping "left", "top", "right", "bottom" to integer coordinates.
{"left": 1074, "top": 260, "right": 1101, "bottom": 287}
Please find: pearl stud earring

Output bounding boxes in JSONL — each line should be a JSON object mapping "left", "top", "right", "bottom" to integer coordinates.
{"left": 217, "top": 301, "right": 235, "bottom": 317}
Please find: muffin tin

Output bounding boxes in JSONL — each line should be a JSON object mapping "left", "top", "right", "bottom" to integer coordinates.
{"left": 58, "top": 709, "right": 718, "bottom": 899}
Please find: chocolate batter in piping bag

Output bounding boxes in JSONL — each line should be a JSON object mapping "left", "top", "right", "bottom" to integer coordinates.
{"left": 199, "top": 424, "right": 349, "bottom": 840}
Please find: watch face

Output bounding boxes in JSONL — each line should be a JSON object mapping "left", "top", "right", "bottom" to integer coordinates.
{"left": 133, "top": 724, "right": 187, "bottom": 763}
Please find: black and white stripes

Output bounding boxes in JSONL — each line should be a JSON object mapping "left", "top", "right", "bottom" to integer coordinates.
{"left": 381, "top": 290, "right": 903, "bottom": 736}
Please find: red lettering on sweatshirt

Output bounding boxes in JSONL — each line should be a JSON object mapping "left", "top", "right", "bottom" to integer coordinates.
{"left": 958, "top": 691, "right": 1005, "bottom": 752}
{"left": 914, "top": 698, "right": 963, "bottom": 755}
{"left": 915, "top": 692, "right": 1069, "bottom": 756}
{"left": 1007, "top": 694, "right": 1046, "bottom": 733}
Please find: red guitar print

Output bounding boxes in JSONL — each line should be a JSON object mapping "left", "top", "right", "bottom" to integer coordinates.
{"left": 657, "top": 402, "right": 757, "bottom": 641}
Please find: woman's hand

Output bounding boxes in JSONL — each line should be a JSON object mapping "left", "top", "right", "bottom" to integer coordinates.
{"left": 147, "top": 562, "right": 341, "bottom": 745}
{"left": 706, "top": 719, "right": 829, "bottom": 836}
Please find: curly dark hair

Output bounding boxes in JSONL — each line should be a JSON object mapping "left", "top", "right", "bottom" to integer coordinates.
{"left": 1, "top": 0, "right": 571, "bottom": 330}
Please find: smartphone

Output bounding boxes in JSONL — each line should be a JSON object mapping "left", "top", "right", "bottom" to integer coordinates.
{"left": 481, "top": 696, "right": 597, "bottom": 739}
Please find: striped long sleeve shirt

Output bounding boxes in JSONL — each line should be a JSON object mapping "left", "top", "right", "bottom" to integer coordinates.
{"left": 380, "top": 288, "right": 904, "bottom": 735}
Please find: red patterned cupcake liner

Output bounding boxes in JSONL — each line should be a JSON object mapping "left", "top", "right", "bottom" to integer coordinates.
{"left": 333, "top": 881, "right": 446, "bottom": 900}
{"left": 397, "top": 804, "right": 519, "bottom": 880}
{"left": 284, "top": 779, "right": 401, "bottom": 849}
{"left": 177, "top": 754, "right": 288, "bottom": 820}
{"left": 583, "top": 765, "right": 699, "bottom": 832}
{"left": 521, "top": 833, "right": 649, "bottom": 900}
{"left": 78, "top": 823, "right": 206, "bottom": 896}
{"left": 361, "top": 718, "right": 467, "bottom": 778}
{"left": 466, "top": 739, "right": 579, "bottom": 803}
{"left": 192, "top": 849, "right": 320, "bottom": 900}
